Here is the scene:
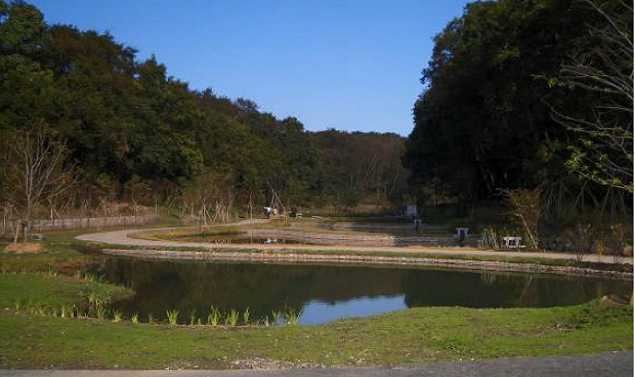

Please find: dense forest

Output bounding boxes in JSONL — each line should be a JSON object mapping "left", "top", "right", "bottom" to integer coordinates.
{"left": 0, "top": 0, "right": 408, "bottom": 224}
{"left": 403, "top": 0, "right": 632, "bottom": 219}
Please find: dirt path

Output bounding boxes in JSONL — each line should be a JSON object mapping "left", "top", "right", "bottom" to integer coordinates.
{"left": 76, "top": 221, "right": 632, "bottom": 265}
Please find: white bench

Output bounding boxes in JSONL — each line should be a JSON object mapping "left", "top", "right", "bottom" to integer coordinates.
{"left": 502, "top": 236, "right": 525, "bottom": 250}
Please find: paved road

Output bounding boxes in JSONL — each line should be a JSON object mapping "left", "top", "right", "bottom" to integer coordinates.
{"left": 1, "top": 352, "right": 632, "bottom": 377}
{"left": 76, "top": 224, "right": 633, "bottom": 265}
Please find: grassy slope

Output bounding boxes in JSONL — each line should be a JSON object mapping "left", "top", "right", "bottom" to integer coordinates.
{"left": 0, "top": 274, "right": 131, "bottom": 308}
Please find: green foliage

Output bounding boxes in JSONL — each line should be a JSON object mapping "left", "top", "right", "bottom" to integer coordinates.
{"left": 271, "top": 309, "right": 281, "bottom": 325}
{"left": 312, "top": 130, "right": 409, "bottom": 209}
{"left": 207, "top": 306, "right": 221, "bottom": 326}
{"left": 0, "top": 1, "right": 413, "bottom": 214}
{"left": 242, "top": 306, "right": 250, "bottom": 325}
{"left": 166, "top": 309, "right": 179, "bottom": 325}
{"left": 403, "top": 0, "right": 633, "bottom": 211}
{"left": 284, "top": 305, "right": 303, "bottom": 325}
{"left": 112, "top": 310, "right": 122, "bottom": 323}
{"left": 553, "top": 0, "right": 633, "bottom": 193}
{"left": 225, "top": 309, "right": 239, "bottom": 326}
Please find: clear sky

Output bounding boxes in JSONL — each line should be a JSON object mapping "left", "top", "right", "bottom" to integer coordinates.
{"left": 28, "top": 0, "right": 471, "bottom": 137}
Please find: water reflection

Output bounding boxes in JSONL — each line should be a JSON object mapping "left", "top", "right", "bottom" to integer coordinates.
{"left": 103, "top": 258, "right": 630, "bottom": 325}
{"left": 301, "top": 296, "right": 406, "bottom": 325}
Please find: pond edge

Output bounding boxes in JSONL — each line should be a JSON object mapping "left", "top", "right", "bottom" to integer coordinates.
{"left": 101, "top": 248, "right": 633, "bottom": 281}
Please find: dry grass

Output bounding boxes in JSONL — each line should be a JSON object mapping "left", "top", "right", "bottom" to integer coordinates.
{"left": 3, "top": 242, "right": 44, "bottom": 254}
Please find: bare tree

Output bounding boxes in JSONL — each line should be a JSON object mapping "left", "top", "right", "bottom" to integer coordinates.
{"left": 551, "top": 0, "right": 633, "bottom": 193}
{"left": 505, "top": 188, "right": 541, "bottom": 250}
{"left": 1, "top": 124, "right": 74, "bottom": 242}
{"left": 182, "top": 170, "right": 233, "bottom": 226}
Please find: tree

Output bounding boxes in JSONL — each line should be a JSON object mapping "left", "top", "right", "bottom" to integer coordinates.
{"left": 550, "top": 0, "right": 633, "bottom": 193}
{"left": 0, "top": 0, "right": 53, "bottom": 131}
{"left": 504, "top": 188, "right": 541, "bottom": 250}
{"left": 404, "top": 0, "right": 632, "bottom": 211}
{"left": 1, "top": 123, "right": 74, "bottom": 242}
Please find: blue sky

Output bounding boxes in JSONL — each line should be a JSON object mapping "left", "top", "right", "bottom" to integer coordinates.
{"left": 29, "top": 0, "right": 471, "bottom": 136}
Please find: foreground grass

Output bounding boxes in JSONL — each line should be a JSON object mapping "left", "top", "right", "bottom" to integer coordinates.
{"left": 0, "top": 290, "right": 631, "bottom": 369}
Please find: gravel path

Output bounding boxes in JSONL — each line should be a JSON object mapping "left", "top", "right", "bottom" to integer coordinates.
{"left": 1, "top": 351, "right": 632, "bottom": 377}
{"left": 76, "top": 222, "right": 632, "bottom": 265}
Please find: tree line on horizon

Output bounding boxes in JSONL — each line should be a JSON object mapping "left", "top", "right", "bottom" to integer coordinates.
{"left": 0, "top": 0, "right": 409, "bottom": 227}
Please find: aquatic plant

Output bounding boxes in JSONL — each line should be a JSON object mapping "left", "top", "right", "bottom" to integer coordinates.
{"left": 243, "top": 307, "right": 250, "bottom": 325}
{"left": 96, "top": 306, "right": 106, "bottom": 320}
{"left": 148, "top": 313, "right": 156, "bottom": 324}
{"left": 225, "top": 309, "right": 239, "bottom": 326}
{"left": 60, "top": 304, "right": 68, "bottom": 318}
{"left": 131, "top": 313, "right": 139, "bottom": 324}
{"left": 166, "top": 309, "right": 179, "bottom": 325}
{"left": 207, "top": 306, "right": 221, "bottom": 326}
{"left": 189, "top": 309, "right": 197, "bottom": 325}
{"left": 261, "top": 317, "right": 270, "bottom": 327}
{"left": 271, "top": 310, "right": 281, "bottom": 325}
{"left": 284, "top": 306, "right": 302, "bottom": 325}
{"left": 112, "top": 310, "right": 123, "bottom": 323}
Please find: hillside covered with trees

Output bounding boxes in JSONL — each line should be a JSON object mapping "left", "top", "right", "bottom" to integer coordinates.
{"left": 403, "top": 0, "right": 632, "bottom": 223}
{"left": 0, "top": 0, "right": 408, "bottom": 228}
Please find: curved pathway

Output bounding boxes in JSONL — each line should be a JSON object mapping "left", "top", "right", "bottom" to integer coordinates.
{"left": 76, "top": 221, "right": 632, "bottom": 265}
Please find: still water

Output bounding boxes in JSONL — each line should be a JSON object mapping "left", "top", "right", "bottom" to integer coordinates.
{"left": 103, "top": 258, "right": 631, "bottom": 325}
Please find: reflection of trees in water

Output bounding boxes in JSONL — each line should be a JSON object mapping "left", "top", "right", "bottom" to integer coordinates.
{"left": 104, "top": 259, "right": 405, "bottom": 322}
{"left": 402, "top": 269, "right": 629, "bottom": 309}
{"left": 480, "top": 271, "right": 517, "bottom": 286}
{"left": 102, "top": 259, "right": 631, "bottom": 322}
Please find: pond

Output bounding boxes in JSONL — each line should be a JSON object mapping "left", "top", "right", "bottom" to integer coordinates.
{"left": 103, "top": 258, "right": 631, "bottom": 325}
